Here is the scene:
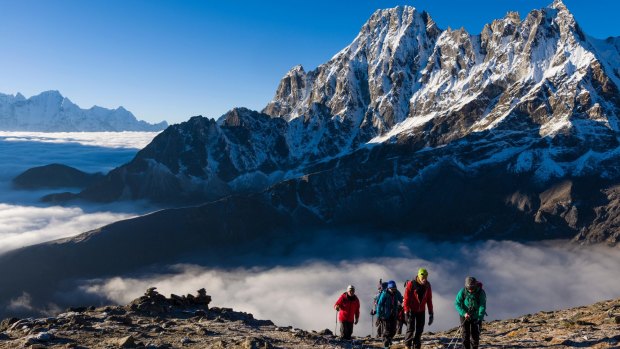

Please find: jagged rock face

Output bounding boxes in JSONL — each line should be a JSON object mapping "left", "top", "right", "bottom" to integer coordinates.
{"left": 64, "top": 2, "right": 620, "bottom": 242}
{"left": 264, "top": 6, "right": 441, "bottom": 156}
{"left": 0, "top": 90, "right": 167, "bottom": 132}
{"left": 79, "top": 110, "right": 291, "bottom": 203}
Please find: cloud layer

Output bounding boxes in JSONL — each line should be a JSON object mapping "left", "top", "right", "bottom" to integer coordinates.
{"left": 0, "top": 203, "right": 136, "bottom": 254}
{"left": 78, "top": 240, "right": 620, "bottom": 336}
{"left": 0, "top": 132, "right": 159, "bottom": 255}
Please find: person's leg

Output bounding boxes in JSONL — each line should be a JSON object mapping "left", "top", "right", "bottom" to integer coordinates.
{"left": 460, "top": 317, "right": 471, "bottom": 349}
{"left": 471, "top": 320, "right": 481, "bottom": 349}
{"left": 413, "top": 312, "right": 425, "bottom": 348}
{"left": 388, "top": 316, "right": 398, "bottom": 345}
{"left": 404, "top": 313, "right": 415, "bottom": 348}
{"left": 377, "top": 318, "right": 383, "bottom": 338}
{"left": 381, "top": 319, "right": 391, "bottom": 348}
{"left": 345, "top": 321, "right": 354, "bottom": 339}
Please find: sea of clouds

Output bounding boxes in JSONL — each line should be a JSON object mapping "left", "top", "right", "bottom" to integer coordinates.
{"left": 78, "top": 238, "right": 620, "bottom": 336}
{"left": 0, "top": 131, "right": 159, "bottom": 254}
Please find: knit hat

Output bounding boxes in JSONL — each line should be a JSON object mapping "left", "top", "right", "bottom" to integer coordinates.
{"left": 465, "top": 276, "right": 477, "bottom": 288}
{"left": 387, "top": 280, "right": 396, "bottom": 289}
{"left": 418, "top": 268, "right": 429, "bottom": 277}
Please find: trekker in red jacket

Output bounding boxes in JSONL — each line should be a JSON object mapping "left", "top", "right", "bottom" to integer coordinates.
{"left": 334, "top": 285, "right": 360, "bottom": 340}
{"left": 403, "top": 268, "right": 434, "bottom": 349}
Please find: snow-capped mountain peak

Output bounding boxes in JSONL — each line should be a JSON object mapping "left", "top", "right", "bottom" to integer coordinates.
{"left": 0, "top": 90, "right": 168, "bottom": 132}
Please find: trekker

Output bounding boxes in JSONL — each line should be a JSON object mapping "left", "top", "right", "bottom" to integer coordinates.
{"left": 334, "top": 285, "right": 360, "bottom": 340}
{"left": 371, "top": 281, "right": 388, "bottom": 338}
{"left": 403, "top": 268, "right": 434, "bottom": 349}
{"left": 397, "top": 280, "right": 408, "bottom": 335}
{"left": 455, "top": 276, "right": 487, "bottom": 349}
{"left": 376, "top": 280, "right": 403, "bottom": 348}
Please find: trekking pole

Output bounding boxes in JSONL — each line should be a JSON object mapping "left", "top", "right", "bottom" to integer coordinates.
{"left": 335, "top": 310, "right": 338, "bottom": 336}
{"left": 371, "top": 308, "right": 374, "bottom": 337}
{"left": 447, "top": 325, "right": 462, "bottom": 349}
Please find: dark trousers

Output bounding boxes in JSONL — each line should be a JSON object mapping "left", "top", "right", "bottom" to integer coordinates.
{"left": 340, "top": 321, "right": 354, "bottom": 340}
{"left": 380, "top": 316, "right": 397, "bottom": 348}
{"left": 404, "top": 312, "right": 425, "bottom": 349}
{"left": 396, "top": 316, "right": 405, "bottom": 334}
{"left": 460, "top": 317, "right": 481, "bottom": 349}
{"left": 376, "top": 318, "right": 383, "bottom": 338}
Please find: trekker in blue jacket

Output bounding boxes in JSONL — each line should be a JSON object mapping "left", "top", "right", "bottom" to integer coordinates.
{"left": 376, "top": 280, "right": 403, "bottom": 348}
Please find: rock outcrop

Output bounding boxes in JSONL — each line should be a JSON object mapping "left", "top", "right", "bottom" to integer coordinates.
{"left": 0, "top": 288, "right": 617, "bottom": 348}
{"left": 12, "top": 164, "right": 104, "bottom": 190}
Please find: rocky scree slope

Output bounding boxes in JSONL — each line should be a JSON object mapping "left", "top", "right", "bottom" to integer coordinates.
{"left": 0, "top": 90, "right": 167, "bottom": 132}
{"left": 0, "top": 288, "right": 618, "bottom": 348}
{"left": 54, "top": 1, "right": 620, "bottom": 243}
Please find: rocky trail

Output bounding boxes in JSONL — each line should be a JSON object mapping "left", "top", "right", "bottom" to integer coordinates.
{"left": 0, "top": 288, "right": 618, "bottom": 348}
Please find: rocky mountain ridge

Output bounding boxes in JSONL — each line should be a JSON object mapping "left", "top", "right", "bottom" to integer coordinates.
{"left": 13, "top": 164, "right": 104, "bottom": 190}
{"left": 0, "top": 90, "right": 167, "bottom": 132}
{"left": 0, "top": 287, "right": 617, "bottom": 348}
{"left": 38, "top": 0, "right": 620, "bottom": 245}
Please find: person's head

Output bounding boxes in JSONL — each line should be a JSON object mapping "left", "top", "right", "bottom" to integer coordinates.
{"left": 465, "top": 277, "right": 477, "bottom": 292}
{"left": 347, "top": 285, "right": 356, "bottom": 296}
{"left": 387, "top": 280, "right": 396, "bottom": 290}
{"left": 417, "top": 268, "right": 429, "bottom": 283}
{"left": 381, "top": 282, "right": 388, "bottom": 290}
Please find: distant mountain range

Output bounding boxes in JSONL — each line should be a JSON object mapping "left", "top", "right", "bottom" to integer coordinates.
{"left": 0, "top": 90, "right": 167, "bottom": 131}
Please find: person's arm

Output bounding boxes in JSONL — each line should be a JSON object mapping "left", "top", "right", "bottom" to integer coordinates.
{"left": 427, "top": 284, "right": 434, "bottom": 314}
{"left": 334, "top": 293, "right": 343, "bottom": 311}
{"left": 355, "top": 298, "right": 360, "bottom": 324}
{"left": 454, "top": 289, "right": 467, "bottom": 317}
{"left": 403, "top": 282, "right": 412, "bottom": 313}
{"left": 376, "top": 292, "right": 385, "bottom": 318}
{"left": 477, "top": 290, "right": 487, "bottom": 321}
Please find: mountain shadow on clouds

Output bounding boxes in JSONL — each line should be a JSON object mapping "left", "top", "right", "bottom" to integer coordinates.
{"left": 0, "top": 136, "right": 139, "bottom": 183}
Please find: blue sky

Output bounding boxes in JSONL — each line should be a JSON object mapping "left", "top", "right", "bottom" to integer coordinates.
{"left": 0, "top": 0, "right": 618, "bottom": 125}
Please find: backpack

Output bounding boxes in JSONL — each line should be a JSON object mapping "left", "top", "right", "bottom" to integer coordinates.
{"left": 371, "top": 280, "right": 388, "bottom": 315}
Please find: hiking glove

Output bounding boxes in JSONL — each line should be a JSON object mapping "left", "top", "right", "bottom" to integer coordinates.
{"left": 354, "top": 317, "right": 359, "bottom": 325}
{"left": 335, "top": 306, "right": 340, "bottom": 311}
{"left": 428, "top": 313, "right": 434, "bottom": 326}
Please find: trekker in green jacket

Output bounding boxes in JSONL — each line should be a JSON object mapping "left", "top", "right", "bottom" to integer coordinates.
{"left": 454, "top": 276, "right": 486, "bottom": 349}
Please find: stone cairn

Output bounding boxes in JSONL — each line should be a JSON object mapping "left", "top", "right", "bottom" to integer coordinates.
{"left": 127, "top": 287, "right": 212, "bottom": 315}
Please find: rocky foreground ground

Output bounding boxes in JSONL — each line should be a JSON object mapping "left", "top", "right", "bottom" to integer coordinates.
{"left": 0, "top": 288, "right": 618, "bottom": 349}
